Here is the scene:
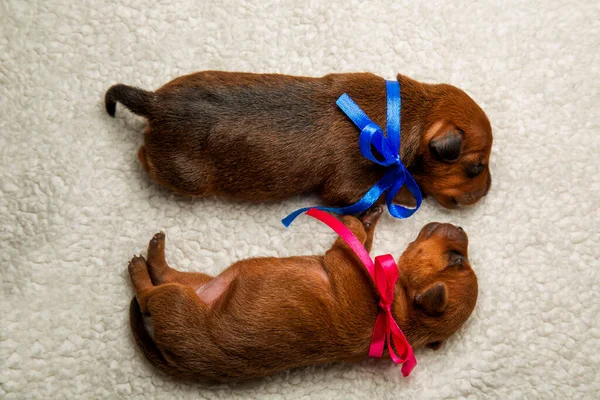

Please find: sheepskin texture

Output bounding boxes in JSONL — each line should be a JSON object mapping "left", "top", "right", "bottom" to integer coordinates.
{"left": 1, "top": 0, "right": 599, "bottom": 398}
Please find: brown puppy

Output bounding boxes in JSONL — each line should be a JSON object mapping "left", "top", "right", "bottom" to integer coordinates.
{"left": 128, "top": 208, "right": 478, "bottom": 381}
{"left": 106, "top": 72, "right": 492, "bottom": 209}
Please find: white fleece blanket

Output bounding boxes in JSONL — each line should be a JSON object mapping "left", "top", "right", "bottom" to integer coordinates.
{"left": 1, "top": 0, "right": 599, "bottom": 398}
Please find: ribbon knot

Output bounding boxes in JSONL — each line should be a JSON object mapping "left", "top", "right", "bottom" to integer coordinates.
{"left": 379, "top": 299, "right": 390, "bottom": 311}
{"left": 295, "top": 208, "right": 417, "bottom": 377}
{"left": 282, "top": 80, "right": 422, "bottom": 227}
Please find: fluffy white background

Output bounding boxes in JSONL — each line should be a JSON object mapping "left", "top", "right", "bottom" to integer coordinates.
{"left": 1, "top": 0, "right": 599, "bottom": 398}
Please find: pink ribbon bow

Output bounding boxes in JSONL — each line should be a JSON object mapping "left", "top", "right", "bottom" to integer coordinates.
{"left": 305, "top": 208, "right": 417, "bottom": 376}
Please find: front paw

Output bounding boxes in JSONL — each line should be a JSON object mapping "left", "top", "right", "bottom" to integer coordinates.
{"left": 359, "top": 206, "right": 383, "bottom": 229}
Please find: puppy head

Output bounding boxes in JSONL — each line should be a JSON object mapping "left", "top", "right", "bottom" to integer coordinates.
{"left": 396, "top": 222, "right": 478, "bottom": 349}
{"left": 409, "top": 83, "right": 493, "bottom": 208}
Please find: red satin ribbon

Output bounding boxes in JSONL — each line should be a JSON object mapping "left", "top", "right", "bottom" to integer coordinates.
{"left": 305, "top": 208, "right": 417, "bottom": 377}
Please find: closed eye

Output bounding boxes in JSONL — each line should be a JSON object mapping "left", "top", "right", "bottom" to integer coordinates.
{"left": 466, "top": 163, "right": 485, "bottom": 178}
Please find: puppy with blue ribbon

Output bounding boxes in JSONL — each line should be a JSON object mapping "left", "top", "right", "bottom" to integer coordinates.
{"left": 106, "top": 71, "right": 492, "bottom": 212}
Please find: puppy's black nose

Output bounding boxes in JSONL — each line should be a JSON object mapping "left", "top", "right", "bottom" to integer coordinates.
{"left": 457, "top": 226, "right": 464, "bottom": 233}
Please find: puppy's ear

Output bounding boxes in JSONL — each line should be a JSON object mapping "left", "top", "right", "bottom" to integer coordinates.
{"left": 415, "top": 282, "right": 448, "bottom": 315}
{"left": 429, "top": 128, "right": 463, "bottom": 162}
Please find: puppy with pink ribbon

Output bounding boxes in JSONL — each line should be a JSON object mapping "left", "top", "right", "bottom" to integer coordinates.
{"left": 127, "top": 206, "right": 477, "bottom": 381}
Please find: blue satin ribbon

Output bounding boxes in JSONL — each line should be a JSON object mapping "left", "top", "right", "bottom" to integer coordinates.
{"left": 282, "top": 80, "right": 422, "bottom": 227}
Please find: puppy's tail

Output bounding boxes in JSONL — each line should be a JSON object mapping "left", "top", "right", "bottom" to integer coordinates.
{"left": 129, "top": 297, "right": 170, "bottom": 373}
{"left": 105, "top": 84, "right": 156, "bottom": 118}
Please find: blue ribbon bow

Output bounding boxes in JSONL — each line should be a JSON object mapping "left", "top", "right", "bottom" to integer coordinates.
{"left": 282, "top": 80, "right": 422, "bottom": 227}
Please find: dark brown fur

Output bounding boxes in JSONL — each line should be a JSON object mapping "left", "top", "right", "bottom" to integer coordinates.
{"left": 128, "top": 208, "right": 478, "bottom": 381}
{"left": 106, "top": 72, "right": 492, "bottom": 209}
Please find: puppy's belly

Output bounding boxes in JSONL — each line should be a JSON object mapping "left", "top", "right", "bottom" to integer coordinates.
{"left": 194, "top": 259, "right": 330, "bottom": 306}
{"left": 195, "top": 273, "right": 235, "bottom": 305}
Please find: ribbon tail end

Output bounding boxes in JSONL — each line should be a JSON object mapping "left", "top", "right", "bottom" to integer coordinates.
{"left": 282, "top": 207, "right": 313, "bottom": 227}
{"left": 401, "top": 358, "right": 417, "bottom": 377}
{"left": 281, "top": 217, "right": 293, "bottom": 228}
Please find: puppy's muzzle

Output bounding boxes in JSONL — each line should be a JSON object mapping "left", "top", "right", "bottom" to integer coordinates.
{"left": 454, "top": 172, "right": 492, "bottom": 207}
{"left": 419, "top": 222, "right": 468, "bottom": 245}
